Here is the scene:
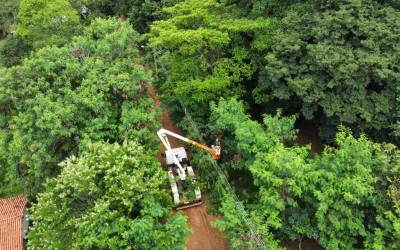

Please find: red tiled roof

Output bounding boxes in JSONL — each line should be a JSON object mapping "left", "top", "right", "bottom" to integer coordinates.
{"left": 0, "top": 196, "right": 26, "bottom": 250}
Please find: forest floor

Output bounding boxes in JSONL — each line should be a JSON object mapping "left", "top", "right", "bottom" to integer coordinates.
{"left": 295, "top": 119, "right": 323, "bottom": 154}
{"left": 147, "top": 84, "right": 230, "bottom": 250}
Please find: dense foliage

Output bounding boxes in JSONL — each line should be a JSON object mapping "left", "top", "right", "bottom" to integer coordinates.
{"left": 17, "top": 0, "right": 81, "bottom": 49}
{"left": 72, "top": 0, "right": 180, "bottom": 33}
{"left": 0, "top": 35, "right": 31, "bottom": 67}
{"left": 148, "top": 0, "right": 400, "bottom": 144}
{"left": 207, "top": 98, "right": 400, "bottom": 249}
{"left": 255, "top": 0, "right": 400, "bottom": 141}
{"left": 28, "top": 141, "right": 190, "bottom": 249}
{"left": 0, "top": 0, "right": 21, "bottom": 37}
{"left": 148, "top": 0, "right": 273, "bottom": 119}
{"left": 147, "top": 1, "right": 400, "bottom": 248}
{"left": 0, "top": 0, "right": 399, "bottom": 249}
{"left": 0, "top": 18, "right": 158, "bottom": 198}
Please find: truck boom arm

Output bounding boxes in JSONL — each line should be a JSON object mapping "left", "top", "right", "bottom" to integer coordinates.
{"left": 158, "top": 129, "right": 220, "bottom": 158}
{"left": 157, "top": 128, "right": 221, "bottom": 180}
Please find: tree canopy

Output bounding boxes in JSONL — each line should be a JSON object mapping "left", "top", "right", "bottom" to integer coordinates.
{"left": 17, "top": 0, "right": 81, "bottom": 48}
{"left": 148, "top": 0, "right": 273, "bottom": 117}
{"left": 71, "top": 0, "right": 180, "bottom": 33}
{"left": 0, "top": 35, "right": 31, "bottom": 67}
{"left": 208, "top": 98, "right": 400, "bottom": 249}
{"left": 28, "top": 141, "right": 190, "bottom": 249}
{"left": 0, "top": 0, "right": 21, "bottom": 36}
{"left": 0, "top": 18, "right": 158, "bottom": 198}
{"left": 254, "top": 0, "right": 400, "bottom": 141}
{"left": 0, "top": 0, "right": 399, "bottom": 249}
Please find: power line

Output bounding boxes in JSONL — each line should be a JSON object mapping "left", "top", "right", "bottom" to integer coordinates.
{"left": 179, "top": 100, "right": 267, "bottom": 249}
{"left": 151, "top": 48, "right": 267, "bottom": 249}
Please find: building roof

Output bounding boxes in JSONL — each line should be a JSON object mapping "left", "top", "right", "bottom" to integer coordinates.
{"left": 0, "top": 196, "right": 26, "bottom": 250}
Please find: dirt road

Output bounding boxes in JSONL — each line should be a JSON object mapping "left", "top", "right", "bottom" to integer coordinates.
{"left": 147, "top": 84, "right": 230, "bottom": 250}
{"left": 183, "top": 205, "right": 230, "bottom": 250}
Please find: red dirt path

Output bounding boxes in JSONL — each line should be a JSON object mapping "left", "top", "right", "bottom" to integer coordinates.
{"left": 183, "top": 204, "right": 230, "bottom": 250}
{"left": 295, "top": 119, "right": 323, "bottom": 154}
{"left": 147, "top": 84, "right": 230, "bottom": 250}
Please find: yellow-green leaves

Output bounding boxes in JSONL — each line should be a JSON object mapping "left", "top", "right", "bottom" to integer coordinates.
{"left": 0, "top": 18, "right": 157, "bottom": 197}
{"left": 209, "top": 97, "right": 400, "bottom": 249}
{"left": 17, "top": 0, "right": 81, "bottom": 48}
{"left": 28, "top": 141, "right": 190, "bottom": 249}
{"left": 148, "top": 0, "right": 275, "bottom": 114}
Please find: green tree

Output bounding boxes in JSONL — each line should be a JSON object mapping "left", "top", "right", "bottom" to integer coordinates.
{"left": 28, "top": 141, "right": 190, "bottom": 249}
{"left": 393, "top": 84, "right": 400, "bottom": 143}
{"left": 0, "top": 35, "right": 31, "bottom": 67}
{"left": 360, "top": 143, "right": 400, "bottom": 249}
{"left": 247, "top": 127, "right": 400, "bottom": 249}
{"left": 148, "top": 0, "right": 273, "bottom": 119}
{"left": 308, "top": 130, "right": 400, "bottom": 249}
{"left": 128, "top": 0, "right": 181, "bottom": 33}
{"left": 207, "top": 98, "right": 298, "bottom": 248}
{"left": 209, "top": 98, "right": 400, "bottom": 249}
{"left": 17, "top": 0, "right": 81, "bottom": 48}
{"left": 209, "top": 98, "right": 297, "bottom": 169}
{"left": 214, "top": 192, "right": 282, "bottom": 250}
{"left": 71, "top": 0, "right": 180, "bottom": 33}
{"left": 0, "top": 18, "right": 158, "bottom": 198}
{"left": 254, "top": 0, "right": 400, "bottom": 141}
{"left": 249, "top": 143, "right": 315, "bottom": 241}
{"left": 0, "top": 0, "right": 21, "bottom": 37}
